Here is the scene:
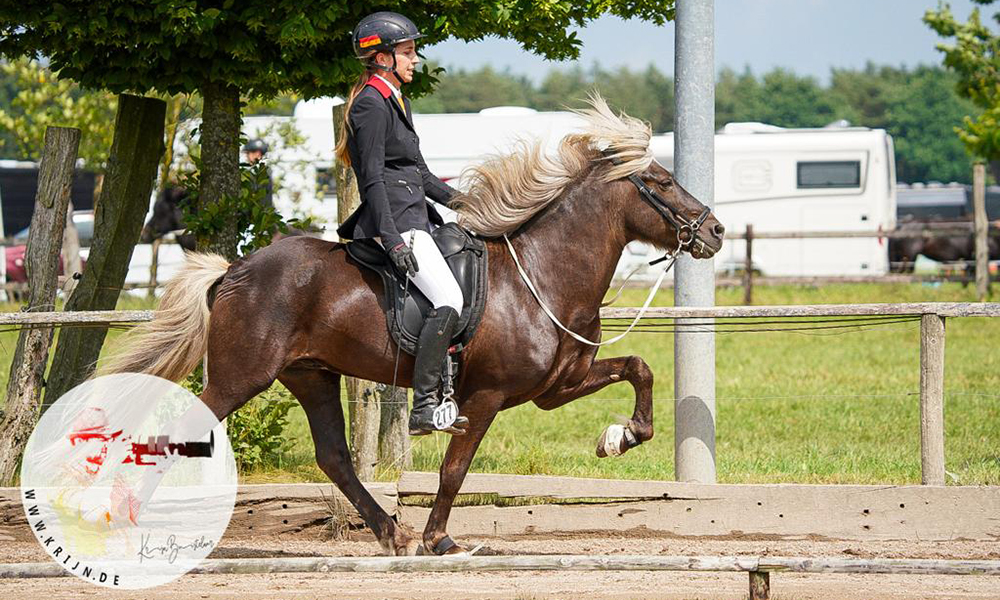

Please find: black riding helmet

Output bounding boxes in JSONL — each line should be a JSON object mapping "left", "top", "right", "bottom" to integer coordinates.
{"left": 352, "top": 12, "right": 424, "bottom": 79}
{"left": 242, "top": 139, "right": 268, "bottom": 154}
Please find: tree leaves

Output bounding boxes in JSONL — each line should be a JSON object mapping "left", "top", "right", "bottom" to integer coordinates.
{"left": 925, "top": 0, "right": 1000, "bottom": 162}
{"left": 0, "top": 58, "right": 116, "bottom": 168}
{"left": 0, "top": 1, "right": 677, "bottom": 99}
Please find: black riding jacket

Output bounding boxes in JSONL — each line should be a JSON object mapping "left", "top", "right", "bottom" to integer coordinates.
{"left": 337, "top": 76, "right": 458, "bottom": 249}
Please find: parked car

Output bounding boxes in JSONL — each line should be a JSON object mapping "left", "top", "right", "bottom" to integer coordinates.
{"left": 5, "top": 210, "right": 93, "bottom": 284}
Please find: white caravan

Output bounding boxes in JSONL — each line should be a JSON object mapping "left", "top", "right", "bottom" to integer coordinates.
{"left": 239, "top": 104, "right": 898, "bottom": 279}
{"left": 648, "top": 123, "right": 898, "bottom": 276}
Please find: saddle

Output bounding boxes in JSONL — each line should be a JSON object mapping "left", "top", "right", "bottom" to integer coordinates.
{"left": 345, "top": 223, "right": 489, "bottom": 356}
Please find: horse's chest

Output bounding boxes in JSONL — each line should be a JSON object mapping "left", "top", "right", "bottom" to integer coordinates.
{"left": 541, "top": 346, "right": 598, "bottom": 392}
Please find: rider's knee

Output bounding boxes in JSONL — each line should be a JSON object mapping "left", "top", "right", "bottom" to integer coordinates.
{"left": 439, "top": 284, "right": 463, "bottom": 313}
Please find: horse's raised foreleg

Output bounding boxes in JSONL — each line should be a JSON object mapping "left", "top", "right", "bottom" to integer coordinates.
{"left": 278, "top": 367, "right": 419, "bottom": 556}
{"left": 533, "top": 355, "right": 654, "bottom": 457}
{"left": 422, "top": 391, "right": 504, "bottom": 555}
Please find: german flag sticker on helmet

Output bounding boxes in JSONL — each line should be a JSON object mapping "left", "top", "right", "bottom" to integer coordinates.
{"left": 359, "top": 34, "right": 382, "bottom": 48}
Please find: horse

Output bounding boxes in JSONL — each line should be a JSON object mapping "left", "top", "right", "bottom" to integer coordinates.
{"left": 889, "top": 217, "right": 1000, "bottom": 274}
{"left": 140, "top": 186, "right": 197, "bottom": 251}
{"left": 140, "top": 185, "right": 322, "bottom": 251}
{"left": 102, "top": 97, "right": 725, "bottom": 556}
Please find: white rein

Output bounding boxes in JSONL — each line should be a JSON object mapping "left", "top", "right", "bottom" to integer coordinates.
{"left": 503, "top": 234, "right": 676, "bottom": 347}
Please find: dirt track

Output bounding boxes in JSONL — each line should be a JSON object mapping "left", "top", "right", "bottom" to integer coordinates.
{"left": 3, "top": 531, "right": 999, "bottom": 599}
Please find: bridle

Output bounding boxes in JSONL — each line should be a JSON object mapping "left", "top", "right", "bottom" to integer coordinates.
{"left": 502, "top": 164, "right": 716, "bottom": 348}
{"left": 625, "top": 172, "right": 712, "bottom": 264}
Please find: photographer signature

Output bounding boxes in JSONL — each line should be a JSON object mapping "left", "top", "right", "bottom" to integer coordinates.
{"left": 137, "top": 533, "right": 214, "bottom": 564}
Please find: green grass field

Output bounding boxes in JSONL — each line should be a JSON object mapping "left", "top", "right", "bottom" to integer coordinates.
{"left": 2, "top": 282, "right": 998, "bottom": 486}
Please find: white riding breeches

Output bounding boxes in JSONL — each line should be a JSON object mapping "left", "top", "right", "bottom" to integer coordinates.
{"left": 382, "top": 229, "right": 464, "bottom": 312}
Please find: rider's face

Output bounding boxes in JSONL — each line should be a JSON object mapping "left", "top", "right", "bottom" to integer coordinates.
{"left": 378, "top": 40, "right": 419, "bottom": 86}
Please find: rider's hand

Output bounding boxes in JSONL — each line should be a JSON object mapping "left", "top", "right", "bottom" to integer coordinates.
{"left": 389, "top": 242, "right": 419, "bottom": 277}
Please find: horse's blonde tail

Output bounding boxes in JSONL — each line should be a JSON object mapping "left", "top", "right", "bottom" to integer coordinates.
{"left": 100, "top": 253, "right": 230, "bottom": 382}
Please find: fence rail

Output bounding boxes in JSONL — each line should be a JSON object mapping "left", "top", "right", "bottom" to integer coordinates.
{"left": 724, "top": 226, "right": 999, "bottom": 240}
{"left": 2, "top": 554, "right": 998, "bottom": 600}
{"left": 3, "top": 302, "right": 997, "bottom": 326}
{"left": 725, "top": 219, "right": 996, "bottom": 302}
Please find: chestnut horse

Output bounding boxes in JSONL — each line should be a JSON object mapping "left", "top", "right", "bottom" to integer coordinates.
{"left": 104, "top": 97, "right": 724, "bottom": 555}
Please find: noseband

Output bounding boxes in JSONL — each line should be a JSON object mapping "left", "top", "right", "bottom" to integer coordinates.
{"left": 626, "top": 173, "right": 711, "bottom": 261}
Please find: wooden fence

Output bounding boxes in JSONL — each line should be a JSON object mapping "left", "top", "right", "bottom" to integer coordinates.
{"left": 728, "top": 220, "right": 999, "bottom": 303}
{"left": 4, "top": 300, "right": 998, "bottom": 485}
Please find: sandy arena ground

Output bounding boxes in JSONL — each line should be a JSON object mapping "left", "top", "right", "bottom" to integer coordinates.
{"left": 2, "top": 530, "right": 999, "bottom": 599}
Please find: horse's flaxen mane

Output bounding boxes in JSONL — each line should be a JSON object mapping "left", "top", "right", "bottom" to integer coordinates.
{"left": 450, "top": 94, "right": 654, "bottom": 237}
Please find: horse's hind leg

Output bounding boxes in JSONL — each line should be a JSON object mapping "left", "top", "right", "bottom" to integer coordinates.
{"left": 131, "top": 333, "right": 283, "bottom": 517}
{"left": 278, "top": 366, "right": 418, "bottom": 556}
{"left": 533, "top": 355, "right": 654, "bottom": 457}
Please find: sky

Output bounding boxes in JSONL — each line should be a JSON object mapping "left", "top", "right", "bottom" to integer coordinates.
{"left": 425, "top": 0, "right": 988, "bottom": 83}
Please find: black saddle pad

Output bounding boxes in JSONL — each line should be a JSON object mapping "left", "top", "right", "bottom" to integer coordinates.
{"left": 345, "top": 223, "right": 488, "bottom": 356}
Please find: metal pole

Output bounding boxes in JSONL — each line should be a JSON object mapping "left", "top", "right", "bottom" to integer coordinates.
{"left": 673, "top": 0, "right": 716, "bottom": 483}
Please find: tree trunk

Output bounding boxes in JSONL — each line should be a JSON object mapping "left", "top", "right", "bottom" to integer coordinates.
{"left": 332, "top": 104, "right": 411, "bottom": 479}
{"left": 60, "top": 200, "right": 83, "bottom": 300}
{"left": 42, "top": 95, "right": 166, "bottom": 412}
{"left": 0, "top": 126, "right": 80, "bottom": 485}
{"left": 198, "top": 82, "right": 241, "bottom": 260}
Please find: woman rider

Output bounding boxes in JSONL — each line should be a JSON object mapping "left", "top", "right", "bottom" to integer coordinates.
{"left": 335, "top": 12, "right": 469, "bottom": 437}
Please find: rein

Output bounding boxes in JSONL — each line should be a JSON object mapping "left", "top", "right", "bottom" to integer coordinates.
{"left": 503, "top": 233, "right": 677, "bottom": 347}
{"left": 503, "top": 168, "right": 711, "bottom": 347}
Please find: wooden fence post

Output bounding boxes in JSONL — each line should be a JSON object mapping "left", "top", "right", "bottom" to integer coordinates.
{"left": 0, "top": 126, "right": 80, "bottom": 485}
{"left": 919, "top": 313, "right": 946, "bottom": 485}
{"left": 148, "top": 236, "right": 161, "bottom": 298}
{"left": 379, "top": 385, "right": 411, "bottom": 472}
{"left": 973, "top": 163, "right": 989, "bottom": 301}
{"left": 60, "top": 200, "right": 83, "bottom": 300}
{"left": 743, "top": 224, "right": 754, "bottom": 305}
{"left": 332, "top": 104, "right": 410, "bottom": 479}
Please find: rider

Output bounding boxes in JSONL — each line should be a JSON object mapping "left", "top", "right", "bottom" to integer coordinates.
{"left": 335, "top": 11, "right": 468, "bottom": 436}
{"left": 241, "top": 139, "right": 273, "bottom": 210}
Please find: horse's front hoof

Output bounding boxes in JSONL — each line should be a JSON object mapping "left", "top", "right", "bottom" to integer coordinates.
{"left": 394, "top": 525, "right": 422, "bottom": 556}
{"left": 396, "top": 538, "right": 421, "bottom": 556}
{"left": 595, "top": 423, "right": 639, "bottom": 458}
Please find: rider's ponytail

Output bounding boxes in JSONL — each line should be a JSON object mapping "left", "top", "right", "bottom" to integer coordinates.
{"left": 336, "top": 51, "right": 386, "bottom": 168}
{"left": 334, "top": 70, "right": 369, "bottom": 168}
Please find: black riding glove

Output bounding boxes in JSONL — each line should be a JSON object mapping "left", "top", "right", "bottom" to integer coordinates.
{"left": 389, "top": 242, "right": 419, "bottom": 277}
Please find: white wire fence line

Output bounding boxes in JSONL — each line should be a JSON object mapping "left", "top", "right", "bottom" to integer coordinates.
{"left": 331, "top": 390, "right": 1000, "bottom": 407}
{"left": 3, "top": 302, "right": 999, "bottom": 335}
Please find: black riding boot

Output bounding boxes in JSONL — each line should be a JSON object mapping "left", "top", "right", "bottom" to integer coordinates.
{"left": 409, "top": 306, "right": 469, "bottom": 436}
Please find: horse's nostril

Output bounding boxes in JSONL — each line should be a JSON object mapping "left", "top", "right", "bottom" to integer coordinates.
{"left": 713, "top": 223, "right": 725, "bottom": 237}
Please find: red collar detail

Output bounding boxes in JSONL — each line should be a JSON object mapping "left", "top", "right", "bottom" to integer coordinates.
{"left": 365, "top": 75, "right": 393, "bottom": 99}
